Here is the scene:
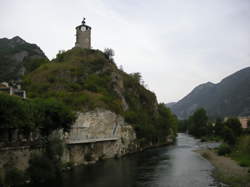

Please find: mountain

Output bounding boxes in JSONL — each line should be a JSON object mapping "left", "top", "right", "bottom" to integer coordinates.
{"left": 165, "top": 102, "right": 176, "bottom": 108}
{"left": 0, "top": 36, "right": 48, "bottom": 82}
{"left": 171, "top": 67, "right": 250, "bottom": 119}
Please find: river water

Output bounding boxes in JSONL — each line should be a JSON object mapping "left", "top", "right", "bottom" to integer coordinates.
{"left": 37, "top": 133, "right": 220, "bottom": 187}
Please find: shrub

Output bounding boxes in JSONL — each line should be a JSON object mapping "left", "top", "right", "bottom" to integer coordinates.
{"left": 4, "top": 167, "right": 26, "bottom": 186}
{"left": 45, "top": 135, "right": 64, "bottom": 161}
{"left": 218, "top": 143, "right": 231, "bottom": 156}
{"left": 222, "top": 126, "right": 236, "bottom": 145}
{"left": 27, "top": 153, "right": 56, "bottom": 183}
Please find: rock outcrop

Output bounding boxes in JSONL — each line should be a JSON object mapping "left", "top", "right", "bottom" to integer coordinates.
{"left": 63, "top": 109, "right": 137, "bottom": 165}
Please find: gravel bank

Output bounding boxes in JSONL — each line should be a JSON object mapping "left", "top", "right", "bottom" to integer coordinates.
{"left": 196, "top": 149, "right": 250, "bottom": 187}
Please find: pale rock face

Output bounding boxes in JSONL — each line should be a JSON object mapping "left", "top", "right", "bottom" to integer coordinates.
{"left": 67, "top": 109, "right": 125, "bottom": 141}
{"left": 63, "top": 109, "right": 137, "bottom": 165}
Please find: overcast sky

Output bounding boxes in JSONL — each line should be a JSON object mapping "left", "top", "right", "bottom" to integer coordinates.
{"left": 1, "top": 0, "right": 250, "bottom": 103}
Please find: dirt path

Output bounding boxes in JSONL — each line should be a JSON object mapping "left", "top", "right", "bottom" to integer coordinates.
{"left": 196, "top": 149, "right": 250, "bottom": 187}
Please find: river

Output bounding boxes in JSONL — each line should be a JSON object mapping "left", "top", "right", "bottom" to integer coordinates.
{"left": 35, "top": 133, "right": 220, "bottom": 187}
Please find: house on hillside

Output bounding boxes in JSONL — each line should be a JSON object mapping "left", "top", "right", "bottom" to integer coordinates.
{"left": 0, "top": 82, "right": 26, "bottom": 99}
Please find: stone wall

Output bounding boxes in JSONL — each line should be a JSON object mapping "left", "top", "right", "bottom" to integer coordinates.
{"left": 0, "top": 146, "right": 41, "bottom": 170}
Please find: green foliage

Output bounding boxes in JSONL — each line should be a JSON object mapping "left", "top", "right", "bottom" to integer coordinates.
{"left": 24, "top": 48, "right": 122, "bottom": 114}
{"left": 129, "top": 72, "right": 142, "bottom": 84}
{"left": 222, "top": 126, "right": 236, "bottom": 145}
{"left": 188, "top": 108, "right": 209, "bottom": 138}
{"left": 0, "top": 93, "right": 28, "bottom": 129}
{"left": 224, "top": 118, "right": 242, "bottom": 137}
{"left": 178, "top": 120, "right": 188, "bottom": 132}
{"left": 185, "top": 109, "right": 243, "bottom": 145}
{"left": 28, "top": 153, "right": 56, "bottom": 183}
{"left": 104, "top": 48, "right": 115, "bottom": 61}
{"left": 217, "top": 143, "right": 231, "bottom": 156}
{"left": 33, "top": 98, "right": 76, "bottom": 136}
{"left": 231, "top": 135, "right": 250, "bottom": 167}
{"left": 23, "top": 48, "right": 177, "bottom": 145}
{"left": 23, "top": 58, "right": 49, "bottom": 73}
{"left": 27, "top": 136, "right": 64, "bottom": 184}
{"left": 0, "top": 93, "right": 76, "bottom": 138}
{"left": 45, "top": 135, "right": 64, "bottom": 161}
{"left": 4, "top": 167, "right": 26, "bottom": 186}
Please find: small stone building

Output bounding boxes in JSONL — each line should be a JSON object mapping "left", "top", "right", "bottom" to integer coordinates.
{"left": 75, "top": 18, "right": 91, "bottom": 49}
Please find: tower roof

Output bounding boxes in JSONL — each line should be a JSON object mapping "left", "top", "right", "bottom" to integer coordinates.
{"left": 76, "top": 17, "right": 91, "bottom": 30}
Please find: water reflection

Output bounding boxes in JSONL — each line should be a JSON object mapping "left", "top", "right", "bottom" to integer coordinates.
{"left": 28, "top": 133, "right": 218, "bottom": 187}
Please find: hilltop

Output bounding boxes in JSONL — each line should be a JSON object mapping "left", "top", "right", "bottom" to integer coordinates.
{"left": 23, "top": 47, "right": 177, "bottom": 143}
{"left": 170, "top": 67, "right": 250, "bottom": 119}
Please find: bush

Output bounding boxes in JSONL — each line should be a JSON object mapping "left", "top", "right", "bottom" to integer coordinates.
{"left": 218, "top": 143, "right": 231, "bottom": 156}
{"left": 222, "top": 126, "right": 236, "bottom": 145}
{"left": 45, "top": 135, "right": 64, "bottom": 161}
{"left": 27, "top": 153, "right": 56, "bottom": 183}
{"left": 4, "top": 167, "right": 26, "bottom": 186}
{"left": 230, "top": 135, "right": 250, "bottom": 167}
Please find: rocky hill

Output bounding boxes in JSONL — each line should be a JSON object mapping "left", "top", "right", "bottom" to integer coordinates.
{"left": 0, "top": 36, "right": 48, "bottom": 82}
{"left": 23, "top": 47, "right": 177, "bottom": 144}
{"left": 171, "top": 67, "right": 250, "bottom": 119}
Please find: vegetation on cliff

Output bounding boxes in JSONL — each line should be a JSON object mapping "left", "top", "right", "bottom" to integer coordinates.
{"left": 0, "top": 93, "right": 76, "bottom": 144}
{"left": 23, "top": 47, "right": 177, "bottom": 144}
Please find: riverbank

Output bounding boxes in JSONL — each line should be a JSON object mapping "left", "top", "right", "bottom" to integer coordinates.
{"left": 196, "top": 149, "right": 250, "bottom": 187}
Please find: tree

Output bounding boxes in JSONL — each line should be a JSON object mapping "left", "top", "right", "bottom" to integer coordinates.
{"left": 188, "top": 108, "right": 208, "bottom": 138}
{"left": 33, "top": 98, "right": 76, "bottom": 136}
{"left": 27, "top": 153, "right": 56, "bottom": 183}
{"left": 129, "top": 72, "right": 142, "bottom": 84}
{"left": 224, "top": 118, "right": 242, "bottom": 137}
{"left": 104, "top": 48, "right": 114, "bottom": 61}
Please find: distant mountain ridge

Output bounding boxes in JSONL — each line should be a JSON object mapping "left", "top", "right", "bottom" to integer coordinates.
{"left": 170, "top": 67, "right": 250, "bottom": 119}
{"left": 0, "top": 36, "right": 48, "bottom": 82}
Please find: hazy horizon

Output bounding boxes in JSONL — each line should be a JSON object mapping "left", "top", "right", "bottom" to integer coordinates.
{"left": 1, "top": 0, "right": 249, "bottom": 103}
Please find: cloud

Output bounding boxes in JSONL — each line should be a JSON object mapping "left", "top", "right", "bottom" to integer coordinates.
{"left": 1, "top": 0, "right": 249, "bottom": 102}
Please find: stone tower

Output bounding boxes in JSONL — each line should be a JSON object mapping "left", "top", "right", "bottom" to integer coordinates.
{"left": 75, "top": 18, "right": 91, "bottom": 49}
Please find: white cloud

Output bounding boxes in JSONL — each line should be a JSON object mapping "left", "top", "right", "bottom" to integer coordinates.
{"left": 1, "top": 0, "right": 249, "bottom": 102}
